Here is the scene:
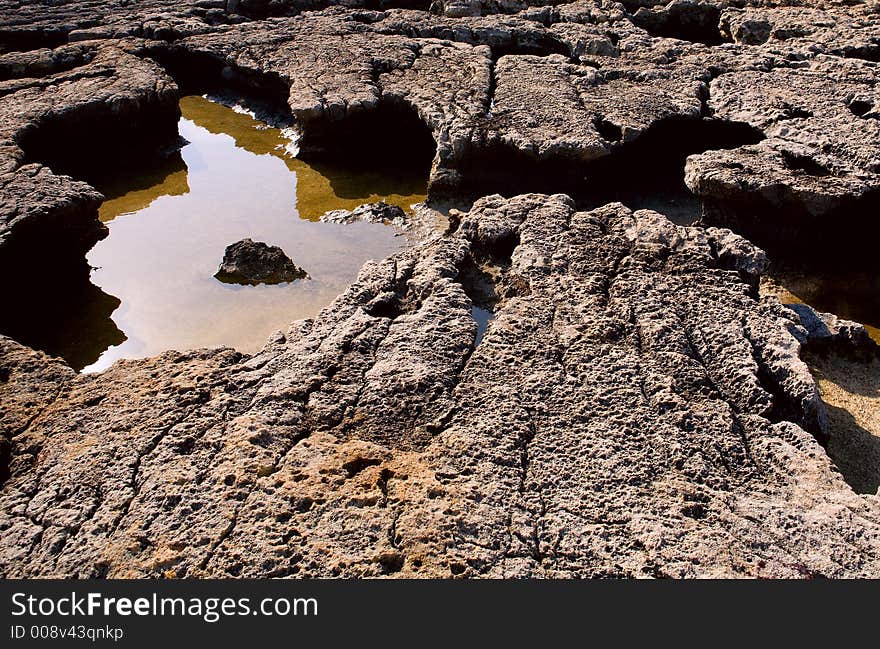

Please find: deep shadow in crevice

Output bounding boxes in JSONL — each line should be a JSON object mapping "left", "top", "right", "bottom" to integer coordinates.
{"left": 0, "top": 27, "right": 68, "bottom": 54}
{"left": 233, "top": 0, "right": 431, "bottom": 18}
{"left": 701, "top": 187, "right": 880, "bottom": 268}
{"left": 758, "top": 361, "right": 828, "bottom": 444}
{"left": 458, "top": 254, "right": 500, "bottom": 307}
{"left": 630, "top": 3, "right": 728, "bottom": 46}
{"left": 366, "top": 0, "right": 433, "bottom": 9}
{"left": 781, "top": 150, "right": 830, "bottom": 177}
{"left": 297, "top": 98, "right": 437, "bottom": 187}
{"left": 17, "top": 90, "right": 180, "bottom": 185}
{"left": 151, "top": 46, "right": 292, "bottom": 108}
{"left": 0, "top": 273, "right": 126, "bottom": 372}
{"left": 838, "top": 45, "right": 880, "bottom": 63}
{"left": 449, "top": 116, "right": 764, "bottom": 222}
{"left": 488, "top": 38, "right": 571, "bottom": 61}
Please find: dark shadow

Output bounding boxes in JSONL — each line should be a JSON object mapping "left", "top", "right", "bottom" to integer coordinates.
{"left": 297, "top": 99, "right": 437, "bottom": 182}
{"left": 701, "top": 187, "right": 880, "bottom": 268}
{"left": 630, "top": 3, "right": 728, "bottom": 46}
{"left": 233, "top": 0, "right": 431, "bottom": 18}
{"left": 18, "top": 98, "right": 180, "bottom": 184}
{"left": 449, "top": 116, "right": 763, "bottom": 217}
{"left": 458, "top": 255, "right": 500, "bottom": 306}
{"left": 0, "top": 274, "right": 126, "bottom": 372}
{"left": 0, "top": 26, "right": 67, "bottom": 54}
{"left": 485, "top": 38, "right": 570, "bottom": 61}
{"left": 148, "top": 45, "right": 292, "bottom": 110}
{"left": 804, "top": 347, "right": 880, "bottom": 494}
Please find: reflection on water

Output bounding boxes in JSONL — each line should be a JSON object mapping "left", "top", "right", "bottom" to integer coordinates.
{"left": 0, "top": 278, "right": 126, "bottom": 371}
{"left": 98, "top": 152, "right": 189, "bottom": 222}
{"left": 762, "top": 269, "right": 880, "bottom": 344}
{"left": 471, "top": 306, "right": 494, "bottom": 347}
{"left": 75, "top": 94, "right": 427, "bottom": 372}
{"left": 175, "top": 95, "right": 427, "bottom": 220}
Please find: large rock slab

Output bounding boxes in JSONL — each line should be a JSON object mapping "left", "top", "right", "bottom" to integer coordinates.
{"left": 684, "top": 55, "right": 880, "bottom": 257}
{"left": 2, "top": 194, "right": 878, "bottom": 578}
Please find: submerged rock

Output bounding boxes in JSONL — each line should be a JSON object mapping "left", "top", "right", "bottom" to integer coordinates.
{"left": 214, "top": 238, "right": 307, "bottom": 285}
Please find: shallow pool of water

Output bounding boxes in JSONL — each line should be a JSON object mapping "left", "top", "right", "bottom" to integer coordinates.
{"left": 57, "top": 95, "right": 427, "bottom": 372}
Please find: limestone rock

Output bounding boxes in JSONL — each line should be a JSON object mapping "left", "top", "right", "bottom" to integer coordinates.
{"left": 321, "top": 201, "right": 408, "bottom": 227}
{"left": 787, "top": 303, "right": 875, "bottom": 350}
{"left": 2, "top": 0, "right": 880, "bottom": 580}
{"left": 2, "top": 195, "right": 879, "bottom": 578}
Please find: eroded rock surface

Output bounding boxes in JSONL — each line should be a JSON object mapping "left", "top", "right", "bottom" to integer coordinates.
{"left": 2, "top": 194, "right": 879, "bottom": 578}
{"left": 684, "top": 54, "right": 880, "bottom": 257}
{"left": 1, "top": 0, "right": 880, "bottom": 578}
{"left": 2, "top": 1, "right": 879, "bottom": 260}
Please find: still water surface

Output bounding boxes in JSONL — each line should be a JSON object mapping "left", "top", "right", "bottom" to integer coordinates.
{"left": 80, "top": 95, "right": 427, "bottom": 371}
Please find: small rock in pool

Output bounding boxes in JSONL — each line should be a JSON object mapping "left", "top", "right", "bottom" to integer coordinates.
{"left": 214, "top": 238, "right": 308, "bottom": 285}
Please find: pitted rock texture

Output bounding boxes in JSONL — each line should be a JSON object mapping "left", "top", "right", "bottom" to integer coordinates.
{"left": 1, "top": 1, "right": 880, "bottom": 578}
{"left": 2, "top": 194, "right": 879, "bottom": 578}
{"left": 2, "top": 1, "right": 879, "bottom": 261}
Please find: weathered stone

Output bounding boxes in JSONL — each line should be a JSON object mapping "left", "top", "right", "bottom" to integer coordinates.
{"left": 787, "top": 304, "right": 874, "bottom": 350}
{"left": 215, "top": 238, "right": 308, "bottom": 285}
{"left": 1, "top": 0, "right": 880, "bottom": 580}
{"left": 684, "top": 55, "right": 880, "bottom": 257}
{"left": 0, "top": 164, "right": 104, "bottom": 272}
{"left": 322, "top": 201, "right": 408, "bottom": 226}
{"left": 720, "top": 4, "right": 880, "bottom": 59}
{"left": 2, "top": 194, "right": 879, "bottom": 578}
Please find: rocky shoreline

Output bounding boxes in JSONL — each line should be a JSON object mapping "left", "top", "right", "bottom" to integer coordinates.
{"left": 1, "top": 0, "right": 879, "bottom": 577}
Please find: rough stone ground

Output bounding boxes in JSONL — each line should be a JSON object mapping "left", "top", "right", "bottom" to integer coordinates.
{"left": 2, "top": 1, "right": 879, "bottom": 257}
{"left": 1, "top": 0, "right": 880, "bottom": 577}
{"left": 3, "top": 195, "right": 880, "bottom": 578}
